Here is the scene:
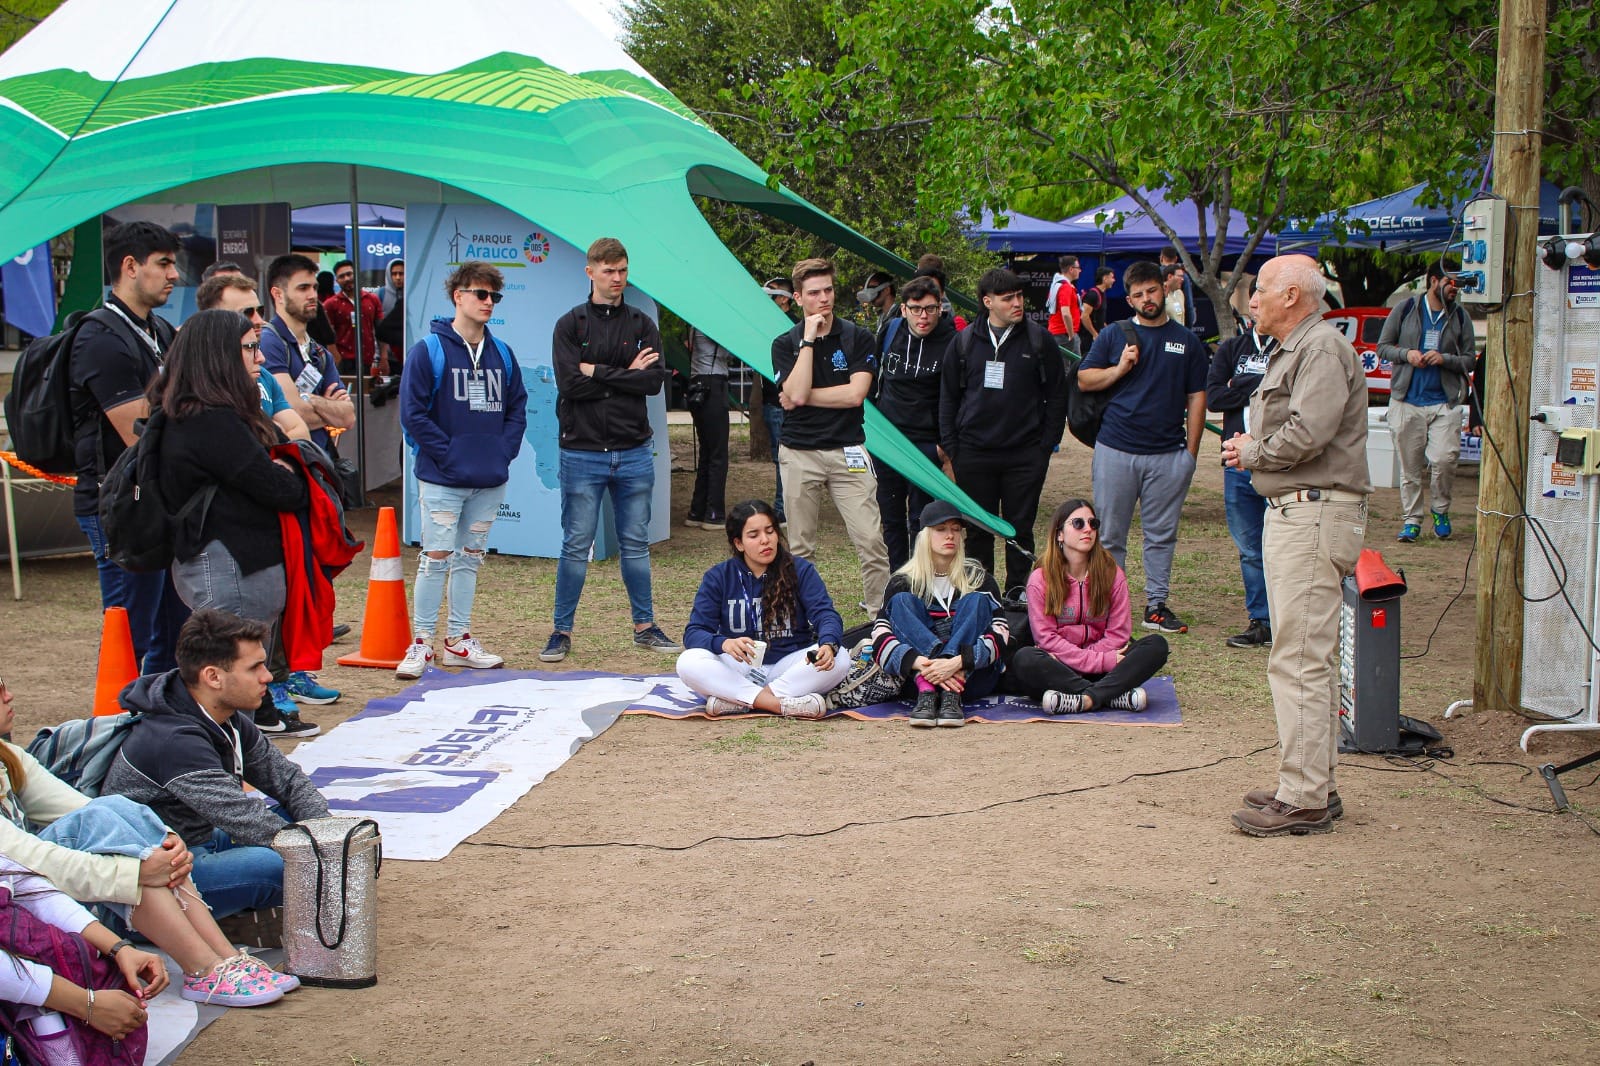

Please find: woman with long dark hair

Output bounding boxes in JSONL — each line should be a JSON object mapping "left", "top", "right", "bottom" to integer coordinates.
{"left": 676, "top": 499, "right": 850, "bottom": 719}
{"left": 1011, "top": 498, "right": 1169, "bottom": 713}
{"left": 148, "top": 310, "right": 307, "bottom": 708}
{"left": 870, "top": 500, "right": 1010, "bottom": 727}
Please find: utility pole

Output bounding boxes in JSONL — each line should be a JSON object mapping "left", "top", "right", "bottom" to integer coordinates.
{"left": 1473, "top": 0, "right": 1546, "bottom": 712}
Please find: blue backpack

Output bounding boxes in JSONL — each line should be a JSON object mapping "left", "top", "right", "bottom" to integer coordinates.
{"left": 402, "top": 331, "right": 516, "bottom": 452}
{"left": 26, "top": 712, "right": 143, "bottom": 799}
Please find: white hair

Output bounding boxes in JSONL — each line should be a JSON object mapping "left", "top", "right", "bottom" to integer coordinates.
{"left": 1275, "top": 256, "right": 1326, "bottom": 305}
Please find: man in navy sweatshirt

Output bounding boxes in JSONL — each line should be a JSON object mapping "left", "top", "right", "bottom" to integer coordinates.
{"left": 540, "top": 237, "right": 682, "bottom": 663}
{"left": 396, "top": 261, "right": 529, "bottom": 678}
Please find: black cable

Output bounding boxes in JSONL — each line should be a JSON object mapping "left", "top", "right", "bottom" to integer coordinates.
{"left": 1400, "top": 534, "right": 1476, "bottom": 660}
{"left": 1344, "top": 751, "right": 1600, "bottom": 837}
{"left": 464, "top": 743, "right": 1280, "bottom": 854}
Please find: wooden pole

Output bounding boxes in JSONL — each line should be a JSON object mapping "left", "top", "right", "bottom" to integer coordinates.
{"left": 1473, "top": 0, "right": 1546, "bottom": 712}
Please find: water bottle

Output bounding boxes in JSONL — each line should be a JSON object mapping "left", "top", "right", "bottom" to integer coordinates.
{"left": 27, "top": 1011, "right": 84, "bottom": 1066}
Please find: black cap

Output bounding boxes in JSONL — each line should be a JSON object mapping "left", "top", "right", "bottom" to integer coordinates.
{"left": 920, "top": 499, "right": 965, "bottom": 529}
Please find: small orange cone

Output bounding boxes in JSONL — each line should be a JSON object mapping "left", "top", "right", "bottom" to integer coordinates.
{"left": 93, "top": 607, "right": 139, "bottom": 716}
{"left": 1355, "top": 548, "right": 1407, "bottom": 602}
{"left": 337, "top": 506, "right": 412, "bottom": 669}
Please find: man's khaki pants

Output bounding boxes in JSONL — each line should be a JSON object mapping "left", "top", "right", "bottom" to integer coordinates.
{"left": 1262, "top": 494, "right": 1367, "bottom": 809}
{"left": 779, "top": 445, "right": 890, "bottom": 613}
{"left": 1389, "top": 400, "right": 1461, "bottom": 525}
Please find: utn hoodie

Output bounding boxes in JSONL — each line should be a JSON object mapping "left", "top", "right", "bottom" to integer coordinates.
{"left": 401, "top": 319, "right": 529, "bottom": 488}
{"left": 104, "top": 671, "right": 330, "bottom": 849}
{"left": 684, "top": 555, "right": 844, "bottom": 659}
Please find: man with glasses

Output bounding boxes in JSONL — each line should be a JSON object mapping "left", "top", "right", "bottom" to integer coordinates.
{"left": 874, "top": 276, "right": 957, "bottom": 571}
{"left": 259, "top": 254, "right": 355, "bottom": 457}
{"left": 540, "top": 238, "right": 680, "bottom": 663}
{"left": 939, "top": 268, "right": 1068, "bottom": 597}
{"left": 324, "top": 258, "right": 386, "bottom": 378}
{"left": 397, "top": 262, "right": 528, "bottom": 678}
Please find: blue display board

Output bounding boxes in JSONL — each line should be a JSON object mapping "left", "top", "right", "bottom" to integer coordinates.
{"left": 401, "top": 203, "right": 671, "bottom": 558}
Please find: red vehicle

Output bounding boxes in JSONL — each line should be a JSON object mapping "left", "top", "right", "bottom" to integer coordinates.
{"left": 1322, "top": 306, "right": 1392, "bottom": 396}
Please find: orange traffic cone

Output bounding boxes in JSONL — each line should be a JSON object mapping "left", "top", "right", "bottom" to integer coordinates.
{"left": 1355, "top": 548, "right": 1407, "bottom": 602}
{"left": 337, "top": 506, "right": 412, "bottom": 669}
{"left": 92, "top": 607, "right": 139, "bottom": 716}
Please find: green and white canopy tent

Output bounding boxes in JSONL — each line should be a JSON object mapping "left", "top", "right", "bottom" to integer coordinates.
{"left": 0, "top": 0, "right": 1012, "bottom": 536}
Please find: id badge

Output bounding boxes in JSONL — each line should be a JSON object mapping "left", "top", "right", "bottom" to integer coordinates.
{"left": 983, "top": 361, "right": 1006, "bottom": 389}
{"left": 466, "top": 377, "right": 491, "bottom": 411}
{"left": 843, "top": 445, "right": 869, "bottom": 473}
{"left": 1422, "top": 327, "right": 1441, "bottom": 352}
{"left": 295, "top": 361, "right": 323, "bottom": 395}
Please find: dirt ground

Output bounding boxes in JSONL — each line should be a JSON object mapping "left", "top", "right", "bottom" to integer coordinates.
{"left": 4, "top": 424, "right": 1599, "bottom": 1066}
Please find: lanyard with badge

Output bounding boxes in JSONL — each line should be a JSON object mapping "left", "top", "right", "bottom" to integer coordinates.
{"left": 462, "top": 334, "right": 493, "bottom": 411}
{"left": 1420, "top": 300, "right": 1444, "bottom": 353}
{"left": 984, "top": 324, "right": 1012, "bottom": 389}
{"left": 104, "top": 302, "right": 164, "bottom": 359}
{"left": 272, "top": 322, "right": 325, "bottom": 396}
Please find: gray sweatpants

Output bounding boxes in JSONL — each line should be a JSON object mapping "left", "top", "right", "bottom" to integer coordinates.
{"left": 1091, "top": 443, "right": 1197, "bottom": 607}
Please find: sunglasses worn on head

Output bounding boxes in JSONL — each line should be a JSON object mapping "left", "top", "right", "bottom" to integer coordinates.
{"left": 1068, "top": 516, "right": 1101, "bottom": 531}
{"left": 460, "top": 288, "right": 504, "bottom": 304}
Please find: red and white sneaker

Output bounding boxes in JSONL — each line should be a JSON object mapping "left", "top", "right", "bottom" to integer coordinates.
{"left": 441, "top": 633, "right": 504, "bottom": 669}
{"left": 395, "top": 636, "right": 434, "bottom": 680}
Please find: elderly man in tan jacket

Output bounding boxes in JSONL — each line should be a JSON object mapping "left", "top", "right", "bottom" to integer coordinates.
{"left": 1221, "top": 254, "right": 1371, "bottom": 836}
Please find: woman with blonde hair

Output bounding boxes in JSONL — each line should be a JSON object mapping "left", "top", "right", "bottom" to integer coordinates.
{"left": 1012, "top": 498, "right": 1169, "bottom": 713}
{"left": 870, "top": 500, "right": 1010, "bottom": 727}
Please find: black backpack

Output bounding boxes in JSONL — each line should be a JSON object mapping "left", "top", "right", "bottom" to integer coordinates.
{"left": 97, "top": 406, "right": 214, "bottom": 573}
{"left": 1064, "top": 319, "right": 1137, "bottom": 448}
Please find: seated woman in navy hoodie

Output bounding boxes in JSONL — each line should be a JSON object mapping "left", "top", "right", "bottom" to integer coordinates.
{"left": 1010, "top": 498, "right": 1169, "bottom": 713}
{"left": 870, "top": 499, "right": 1010, "bottom": 728}
{"left": 676, "top": 500, "right": 850, "bottom": 720}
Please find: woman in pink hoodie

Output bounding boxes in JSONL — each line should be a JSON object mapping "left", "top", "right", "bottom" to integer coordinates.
{"left": 1012, "top": 498, "right": 1169, "bottom": 713}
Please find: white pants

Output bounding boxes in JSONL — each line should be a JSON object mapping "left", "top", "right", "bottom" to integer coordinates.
{"left": 675, "top": 646, "right": 851, "bottom": 707}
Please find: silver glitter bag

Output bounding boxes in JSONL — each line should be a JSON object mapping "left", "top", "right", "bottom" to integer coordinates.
{"left": 271, "top": 817, "right": 382, "bottom": 988}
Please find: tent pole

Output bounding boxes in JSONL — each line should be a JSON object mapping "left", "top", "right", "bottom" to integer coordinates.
{"left": 348, "top": 167, "right": 368, "bottom": 507}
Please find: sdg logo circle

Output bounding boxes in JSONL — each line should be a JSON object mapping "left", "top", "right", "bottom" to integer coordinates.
{"left": 524, "top": 232, "right": 551, "bottom": 264}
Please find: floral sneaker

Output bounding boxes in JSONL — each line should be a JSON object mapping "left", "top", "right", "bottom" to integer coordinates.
{"left": 233, "top": 949, "right": 300, "bottom": 993}
{"left": 180, "top": 956, "right": 286, "bottom": 1007}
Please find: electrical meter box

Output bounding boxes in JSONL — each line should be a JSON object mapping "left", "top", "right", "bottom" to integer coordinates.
{"left": 1456, "top": 196, "right": 1506, "bottom": 304}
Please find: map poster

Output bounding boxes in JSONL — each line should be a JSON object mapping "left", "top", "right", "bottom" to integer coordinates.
{"left": 400, "top": 204, "right": 670, "bottom": 557}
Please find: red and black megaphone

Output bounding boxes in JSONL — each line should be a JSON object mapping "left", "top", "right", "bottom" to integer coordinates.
{"left": 1355, "top": 548, "right": 1407, "bottom": 601}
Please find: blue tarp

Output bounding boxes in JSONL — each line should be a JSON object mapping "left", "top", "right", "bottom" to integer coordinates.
{"left": 291, "top": 202, "right": 405, "bottom": 248}
{"left": 1062, "top": 188, "right": 1275, "bottom": 258}
{"left": 1276, "top": 181, "right": 1564, "bottom": 254}
{"left": 972, "top": 208, "right": 1104, "bottom": 254}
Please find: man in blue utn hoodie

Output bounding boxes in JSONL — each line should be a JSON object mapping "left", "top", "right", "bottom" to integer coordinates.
{"left": 103, "top": 610, "right": 331, "bottom": 920}
{"left": 395, "top": 261, "right": 529, "bottom": 679}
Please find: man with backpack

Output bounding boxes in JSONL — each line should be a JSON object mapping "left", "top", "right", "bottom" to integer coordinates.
{"left": 540, "top": 238, "right": 680, "bottom": 663}
{"left": 1375, "top": 263, "right": 1475, "bottom": 543}
{"left": 1077, "top": 260, "right": 1209, "bottom": 634}
{"left": 67, "top": 221, "right": 186, "bottom": 673}
{"left": 258, "top": 253, "right": 355, "bottom": 457}
{"left": 939, "top": 268, "right": 1068, "bottom": 597}
{"left": 874, "top": 276, "right": 957, "bottom": 571}
{"left": 394, "top": 262, "right": 528, "bottom": 679}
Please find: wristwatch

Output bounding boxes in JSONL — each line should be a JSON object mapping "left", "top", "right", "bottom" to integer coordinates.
{"left": 798, "top": 339, "right": 814, "bottom": 349}
{"left": 106, "top": 938, "right": 134, "bottom": 958}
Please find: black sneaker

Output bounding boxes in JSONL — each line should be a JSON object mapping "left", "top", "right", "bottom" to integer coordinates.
{"left": 331, "top": 623, "right": 352, "bottom": 640}
{"left": 277, "top": 713, "right": 320, "bottom": 739}
{"left": 698, "top": 513, "right": 725, "bottom": 531}
{"left": 254, "top": 704, "right": 288, "bottom": 734}
{"left": 633, "top": 625, "right": 683, "bottom": 653}
{"left": 910, "top": 690, "right": 938, "bottom": 727}
{"left": 1143, "top": 602, "right": 1188, "bottom": 633}
{"left": 1225, "top": 620, "right": 1272, "bottom": 648}
{"left": 539, "top": 632, "right": 571, "bottom": 663}
{"left": 936, "top": 690, "right": 965, "bottom": 728}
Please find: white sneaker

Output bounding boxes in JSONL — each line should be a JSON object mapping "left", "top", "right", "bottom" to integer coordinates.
{"left": 778, "top": 693, "right": 827, "bottom": 720}
{"left": 1042, "top": 690, "right": 1089, "bottom": 715}
{"left": 395, "top": 636, "right": 433, "bottom": 680}
{"left": 704, "top": 696, "right": 749, "bottom": 718}
{"left": 1106, "top": 688, "right": 1148, "bottom": 712}
{"left": 442, "top": 633, "right": 504, "bottom": 669}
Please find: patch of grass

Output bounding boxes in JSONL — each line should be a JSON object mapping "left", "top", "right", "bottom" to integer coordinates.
{"left": 1021, "top": 937, "right": 1082, "bottom": 965}
{"left": 1154, "top": 1015, "right": 1370, "bottom": 1065}
{"left": 703, "top": 716, "right": 824, "bottom": 756}
{"left": 1354, "top": 978, "right": 1404, "bottom": 1002}
{"left": 1473, "top": 913, "right": 1562, "bottom": 940}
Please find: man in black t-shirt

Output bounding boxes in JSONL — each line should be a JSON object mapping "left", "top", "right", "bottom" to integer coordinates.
{"left": 68, "top": 220, "right": 186, "bottom": 673}
{"left": 1080, "top": 266, "right": 1114, "bottom": 351}
{"left": 772, "top": 258, "right": 890, "bottom": 614}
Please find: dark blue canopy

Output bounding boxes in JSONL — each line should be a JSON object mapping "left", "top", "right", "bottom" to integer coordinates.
{"left": 1062, "top": 188, "right": 1274, "bottom": 258}
{"left": 290, "top": 202, "right": 406, "bottom": 248}
{"left": 972, "top": 208, "right": 1104, "bottom": 254}
{"left": 1277, "top": 181, "right": 1564, "bottom": 254}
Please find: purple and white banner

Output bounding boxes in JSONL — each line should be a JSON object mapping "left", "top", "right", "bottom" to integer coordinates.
{"left": 286, "top": 669, "right": 659, "bottom": 860}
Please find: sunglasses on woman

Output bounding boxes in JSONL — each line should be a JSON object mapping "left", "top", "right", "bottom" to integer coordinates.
{"left": 1068, "top": 516, "right": 1101, "bottom": 531}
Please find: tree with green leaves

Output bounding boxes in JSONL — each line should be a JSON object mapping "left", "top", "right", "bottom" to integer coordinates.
{"left": 776, "top": 0, "right": 1500, "bottom": 338}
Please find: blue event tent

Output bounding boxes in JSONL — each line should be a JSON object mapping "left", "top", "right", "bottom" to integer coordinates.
{"left": 290, "top": 202, "right": 405, "bottom": 247}
{"left": 1062, "top": 188, "right": 1275, "bottom": 258}
{"left": 972, "top": 207, "right": 1104, "bottom": 254}
{"left": 1276, "top": 180, "right": 1564, "bottom": 254}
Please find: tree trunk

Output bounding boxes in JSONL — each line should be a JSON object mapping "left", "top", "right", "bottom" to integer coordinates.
{"left": 747, "top": 391, "right": 771, "bottom": 460}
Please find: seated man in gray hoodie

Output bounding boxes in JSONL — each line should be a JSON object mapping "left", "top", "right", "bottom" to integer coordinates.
{"left": 104, "top": 609, "right": 330, "bottom": 920}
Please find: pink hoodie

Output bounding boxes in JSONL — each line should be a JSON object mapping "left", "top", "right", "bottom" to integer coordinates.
{"left": 1026, "top": 565, "right": 1132, "bottom": 675}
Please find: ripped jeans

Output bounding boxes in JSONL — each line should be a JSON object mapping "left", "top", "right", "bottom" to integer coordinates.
{"left": 413, "top": 480, "right": 507, "bottom": 639}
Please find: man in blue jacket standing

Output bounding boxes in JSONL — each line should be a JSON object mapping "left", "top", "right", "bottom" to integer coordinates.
{"left": 396, "top": 262, "right": 528, "bottom": 679}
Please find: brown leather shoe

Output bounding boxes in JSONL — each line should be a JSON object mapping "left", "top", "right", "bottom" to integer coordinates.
{"left": 1231, "top": 799, "right": 1334, "bottom": 836}
{"left": 1243, "top": 787, "right": 1344, "bottom": 820}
